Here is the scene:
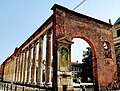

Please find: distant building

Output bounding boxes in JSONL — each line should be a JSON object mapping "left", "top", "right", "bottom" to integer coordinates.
{"left": 71, "top": 61, "right": 82, "bottom": 82}
{"left": 112, "top": 18, "right": 120, "bottom": 80}
{"left": 112, "top": 18, "right": 120, "bottom": 50}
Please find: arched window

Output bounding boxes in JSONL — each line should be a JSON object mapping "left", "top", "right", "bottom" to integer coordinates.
{"left": 104, "top": 41, "right": 112, "bottom": 58}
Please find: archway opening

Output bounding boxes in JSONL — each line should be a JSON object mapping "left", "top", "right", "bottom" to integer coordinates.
{"left": 71, "top": 38, "right": 94, "bottom": 86}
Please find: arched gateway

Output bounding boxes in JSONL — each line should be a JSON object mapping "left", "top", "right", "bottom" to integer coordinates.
{"left": 51, "top": 4, "right": 118, "bottom": 91}
{"left": 2, "top": 4, "right": 118, "bottom": 91}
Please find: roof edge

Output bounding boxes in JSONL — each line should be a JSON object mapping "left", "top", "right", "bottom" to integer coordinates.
{"left": 51, "top": 4, "right": 112, "bottom": 27}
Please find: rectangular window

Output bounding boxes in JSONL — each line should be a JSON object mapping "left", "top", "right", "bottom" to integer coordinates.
{"left": 117, "top": 30, "right": 120, "bottom": 37}
{"left": 73, "top": 68, "right": 75, "bottom": 71}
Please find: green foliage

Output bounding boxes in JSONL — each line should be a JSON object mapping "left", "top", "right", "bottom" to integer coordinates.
{"left": 115, "top": 47, "right": 120, "bottom": 80}
{"left": 80, "top": 47, "right": 93, "bottom": 83}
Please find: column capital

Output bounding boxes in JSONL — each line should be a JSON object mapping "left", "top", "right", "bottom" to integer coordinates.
{"left": 47, "top": 28, "right": 52, "bottom": 34}
{"left": 21, "top": 50, "right": 25, "bottom": 54}
{"left": 30, "top": 42, "right": 37, "bottom": 48}
{"left": 39, "top": 35, "right": 44, "bottom": 40}
{"left": 38, "top": 36, "right": 44, "bottom": 44}
{"left": 34, "top": 40, "right": 39, "bottom": 45}
{"left": 19, "top": 51, "right": 23, "bottom": 55}
{"left": 46, "top": 29, "right": 52, "bottom": 38}
{"left": 16, "top": 53, "right": 20, "bottom": 57}
{"left": 29, "top": 44, "right": 33, "bottom": 49}
{"left": 24, "top": 47, "right": 28, "bottom": 52}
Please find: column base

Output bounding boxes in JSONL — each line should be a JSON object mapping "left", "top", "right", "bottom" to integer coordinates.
{"left": 45, "top": 82, "right": 52, "bottom": 87}
{"left": 37, "top": 82, "right": 44, "bottom": 86}
{"left": 24, "top": 82, "right": 28, "bottom": 85}
{"left": 20, "top": 81, "right": 24, "bottom": 84}
{"left": 31, "top": 82, "right": 36, "bottom": 85}
{"left": 26, "top": 82, "right": 31, "bottom": 85}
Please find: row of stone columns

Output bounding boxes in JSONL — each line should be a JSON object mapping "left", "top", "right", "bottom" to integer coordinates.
{"left": 13, "top": 29, "right": 52, "bottom": 86}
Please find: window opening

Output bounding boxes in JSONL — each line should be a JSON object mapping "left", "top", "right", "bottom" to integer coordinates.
{"left": 104, "top": 42, "right": 112, "bottom": 58}
{"left": 117, "top": 29, "right": 120, "bottom": 37}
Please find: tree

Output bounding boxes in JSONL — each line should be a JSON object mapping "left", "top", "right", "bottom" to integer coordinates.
{"left": 81, "top": 47, "right": 93, "bottom": 83}
{"left": 115, "top": 47, "right": 120, "bottom": 80}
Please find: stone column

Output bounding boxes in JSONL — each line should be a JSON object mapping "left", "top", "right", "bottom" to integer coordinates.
{"left": 12, "top": 58, "right": 15, "bottom": 82}
{"left": 14, "top": 56, "right": 17, "bottom": 82}
{"left": 20, "top": 52, "right": 24, "bottom": 83}
{"left": 18, "top": 53, "right": 21, "bottom": 82}
{"left": 16, "top": 55, "right": 19, "bottom": 82}
{"left": 23, "top": 49, "right": 27, "bottom": 83}
{"left": 26, "top": 45, "right": 32, "bottom": 84}
{"left": 22, "top": 52, "right": 25, "bottom": 83}
{"left": 45, "top": 29, "right": 52, "bottom": 86}
{"left": 37, "top": 36, "right": 43, "bottom": 86}
{"left": 31, "top": 42, "right": 37, "bottom": 85}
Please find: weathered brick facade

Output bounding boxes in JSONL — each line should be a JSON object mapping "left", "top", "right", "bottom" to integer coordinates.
{"left": 52, "top": 4, "right": 118, "bottom": 90}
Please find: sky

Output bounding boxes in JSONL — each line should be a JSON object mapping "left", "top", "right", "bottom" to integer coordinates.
{"left": 0, "top": 0, "right": 120, "bottom": 64}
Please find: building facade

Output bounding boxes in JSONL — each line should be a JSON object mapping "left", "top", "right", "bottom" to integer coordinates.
{"left": 71, "top": 61, "right": 82, "bottom": 82}
{"left": 112, "top": 18, "right": 120, "bottom": 80}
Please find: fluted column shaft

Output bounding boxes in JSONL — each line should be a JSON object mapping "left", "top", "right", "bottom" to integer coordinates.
{"left": 31, "top": 42, "right": 37, "bottom": 84}
{"left": 23, "top": 49, "right": 27, "bottom": 83}
{"left": 20, "top": 52, "right": 24, "bottom": 83}
{"left": 18, "top": 54, "right": 21, "bottom": 82}
{"left": 26, "top": 45, "right": 32, "bottom": 83}
{"left": 14, "top": 57, "right": 17, "bottom": 82}
{"left": 45, "top": 30, "right": 52, "bottom": 85}
{"left": 37, "top": 36, "right": 43, "bottom": 85}
{"left": 16, "top": 56, "right": 19, "bottom": 82}
{"left": 22, "top": 52, "right": 25, "bottom": 82}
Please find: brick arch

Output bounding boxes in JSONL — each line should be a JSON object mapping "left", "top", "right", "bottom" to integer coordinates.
{"left": 71, "top": 35, "right": 96, "bottom": 57}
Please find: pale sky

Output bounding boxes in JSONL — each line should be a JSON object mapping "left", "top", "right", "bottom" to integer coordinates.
{"left": 0, "top": 0, "right": 120, "bottom": 64}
